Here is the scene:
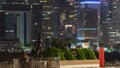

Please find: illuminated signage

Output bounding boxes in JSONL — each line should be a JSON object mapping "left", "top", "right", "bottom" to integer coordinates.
{"left": 81, "top": 0, "right": 100, "bottom": 2}
{"left": 80, "top": 0, "right": 100, "bottom": 4}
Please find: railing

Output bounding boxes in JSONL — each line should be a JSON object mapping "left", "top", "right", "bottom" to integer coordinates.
{"left": 0, "top": 61, "right": 13, "bottom": 68}
{"left": 0, "top": 57, "right": 60, "bottom": 68}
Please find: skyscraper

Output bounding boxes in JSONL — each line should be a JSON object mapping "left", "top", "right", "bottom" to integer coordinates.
{"left": 101, "top": 0, "right": 120, "bottom": 47}
{"left": 77, "top": 0, "right": 101, "bottom": 48}
{"left": 40, "top": 0, "right": 61, "bottom": 39}
{"left": 59, "top": 0, "right": 77, "bottom": 40}
{"left": 0, "top": 0, "right": 63, "bottom": 46}
{"left": 0, "top": 0, "right": 41, "bottom": 46}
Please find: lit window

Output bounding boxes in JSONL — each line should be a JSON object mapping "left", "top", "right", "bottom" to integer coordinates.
{"left": 69, "top": 15, "right": 74, "bottom": 18}
{"left": 42, "top": 14, "right": 47, "bottom": 16}
{"left": 47, "top": 36, "right": 51, "bottom": 38}
{"left": 84, "top": 20, "right": 86, "bottom": 23}
{"left": 116, "top": 29, "right": 119, "bottom": 31}
{"left": 48, "top": 27, "right": 51, "bottom": 30}
{"left": 25, "top": 0, "right": 28, "bottom": 2}
{"left": 6, "top": 30, "right": 9, "bottom": 32}
{"left": 74, "top": 10, "right": 77, "bottom": 12}
{"left": 60, "top": 33, "right": 64, "bottom": 35}
{"left": 6, "top": 30, "right": 14, "bottom": 32}
{"left": 113, "top": 6, "right": 117, "bottom": 9}
{"left": 116, "top": 33, "right": 120, "bottom": 36}
{"left": 47, "top": 12, "right": 51, "bottom": 14}
{"left": 40, "top": 0, "right": 47, "bottom": 2}
{"left": 34, "top": 23, "right": 38, "bottom": 25}
{"left": 9, "top": 30, "right": 14, "bottom": 32}
{"left": 43, "top": 18, "right": 50, "bottom": 20}
{"left": 70, "top": 3, "right": 74, "bottom": 5}
{"left": 110, "top": 35, "right": 115, "bottom": 37}
{"left": 116, "top": 41, "right": 120, "bottom": 43}
{"left": 109, "top": 27, "right": 113, "bottom": 29}
{"left": 43, "top": 6, "right": 46, "bottom": 8}
{"left": 5, "top": 13, "right": 9, "bottom": 15}
{"left": 108, "top": 11, "right": 112, "bottom": 13}
{"left": 115, "top": 16, "right": 118, "bottom": 18}
{"left": 32, "top": 40, "right": 36, "bottom": 42}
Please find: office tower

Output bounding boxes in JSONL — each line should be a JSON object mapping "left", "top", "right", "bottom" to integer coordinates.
{"left": 1, "top": 0, "right": 63, "bottom": 46}
{"left": 1, "top": 0, "right": 38, "bottom": 46}
{"left": 40, "top": 0, "right": 61, "bottom": 39}
{"left": 59, "top": 0, "right": 77, "bottom": 40}
{"left": 31, "top": 2, "right": 42, "bottom": 42}
{"left": 101, "top": 0, "right": 112, "bottom": 21}
{"left": 101, "top": 0, "right": 120, "bottom": 47}
{"left": 77, "top": 0, "right": 100, "bottom": 48}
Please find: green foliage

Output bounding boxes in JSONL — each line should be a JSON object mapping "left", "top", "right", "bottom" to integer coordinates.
{"left": 42, "top": 38, "right": 97, "bottom": 60}
{"left": 44, "top": 47, "right": 65, "bottom": 60}
{"left": 29, "top": 43, "right": 35, "bottom": 49}
{"left": 75, "top": 49, "right": 86, "bottom": 60}
{"left": 21, "top": 43, "right": 25, "bottom": 49}
{"left": 64, "top": 38, "right": 77, "bottom": 49}
{"left": 43, "top": 47, "right": 97, "bottom": 60}
{"left": 83, "top": 48, "right": 97, "bottom": 60}
{"left": 64, "top": 49, "right": 75, "bottom": 60}
{"left": 46, "top": 38, "right": 77, "bottom": 50}
{"left": 52, "top": 38, "right": 65, "bottom": 49}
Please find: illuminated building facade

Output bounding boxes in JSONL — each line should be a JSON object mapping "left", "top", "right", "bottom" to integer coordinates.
{"left": 59, "top": 0, "right": 77, "bottom": 39}
{"left": 0, "top": 0, "right": 65, "bottom": 46}
{"left": 0, "top": 0, "right": 42, "bottom": 46}
{"left": 77, "top": 0, "right": 101, "bottom": 48}
{"left": 40, "top": 0, "right": 61, "bottom": 39}
{"left": 101, "top": 0, "right": 120, "bottom": 47}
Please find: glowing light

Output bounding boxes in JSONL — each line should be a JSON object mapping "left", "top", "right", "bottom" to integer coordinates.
{"left": 80, "top": 1, "right": 100, "bottom": 4}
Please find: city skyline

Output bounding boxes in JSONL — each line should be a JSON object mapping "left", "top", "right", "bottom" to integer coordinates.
{"left": 0, "top": 0, "right": 120, "bottom": 50}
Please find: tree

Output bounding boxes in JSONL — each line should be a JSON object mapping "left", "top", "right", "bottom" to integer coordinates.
{"left": 75, "top": 49, "right": 86, "bottom": 60}
{"left": 64, "top": 49, "right": 75, "bottom": 60}
{"left": 64, "top": 38, "right": 77, "bottom": 49}
{"left": 44, "top": 47, "right": 65, "bottom": 60}
{"left": 83, "top": 48, "right": 97, "bottom": 60}
{"left": 52, "top": 38, "right": 65, "bottom": 48}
